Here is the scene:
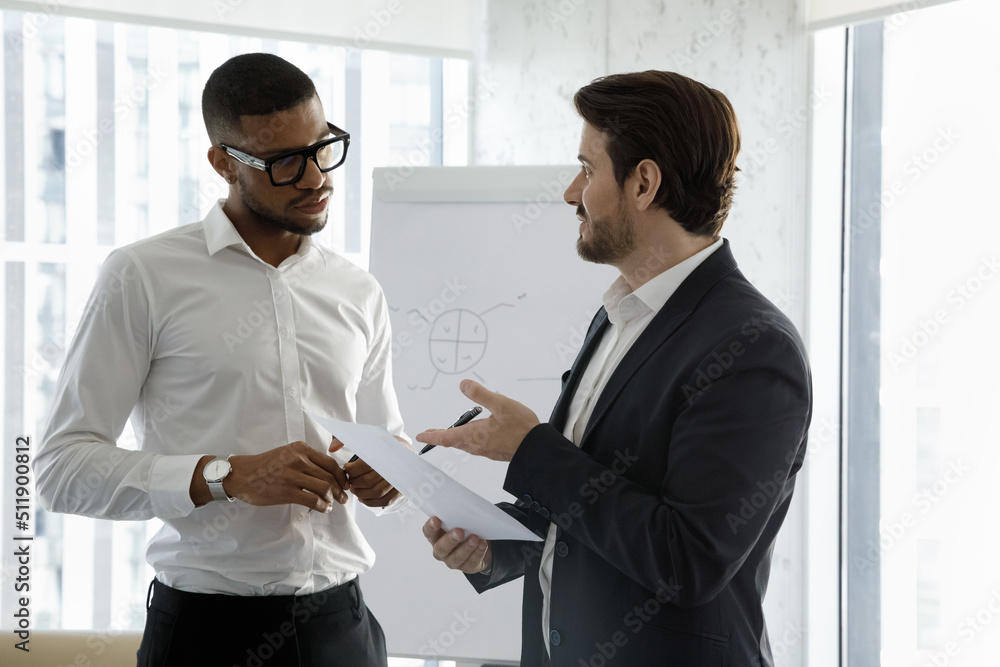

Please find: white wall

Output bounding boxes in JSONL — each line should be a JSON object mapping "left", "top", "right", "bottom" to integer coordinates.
{"left": 471, "top": 1, "right": 811, "bottom": 664}
{"left": 473, "top": 0, "right": 809, "bottom": 326}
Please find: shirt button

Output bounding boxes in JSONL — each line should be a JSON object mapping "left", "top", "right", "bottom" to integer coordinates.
{"left": 556, "top": 542, "right": 569, "bottom": 557}
{"left": 297, "top": 514, "right": 305, "bottom": 522}
{"left": 286, "top": 387, "right": 297, "bottom": 397}
{"left": 279, "top": 327, "right": 290, "bottom": 337}
{"left": 550, "top": 629, "right": 561, "bottom": 646}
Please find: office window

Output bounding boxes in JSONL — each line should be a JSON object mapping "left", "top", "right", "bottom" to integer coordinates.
{"left": 832, "top": 0, "right": 1000, "bottom": 664}
{"left": 0, "top": 7, "right": 468, "bottom": 651}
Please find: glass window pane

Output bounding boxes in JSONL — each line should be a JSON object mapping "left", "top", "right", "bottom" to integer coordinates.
{"left": 880, "top": 0, "right": 1000, "bottom": 663}
{"left": 0, "top": 7, "right": 467, "bottom": 647}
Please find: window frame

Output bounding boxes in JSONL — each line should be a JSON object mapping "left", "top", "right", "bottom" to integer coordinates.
{"left": 841, "top": 19, "right": 885, "bottom": 667}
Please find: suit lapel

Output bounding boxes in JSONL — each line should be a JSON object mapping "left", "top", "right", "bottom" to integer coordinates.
{"left": 580, "top": 240, "right": 740, "bottom": 447}
{"left": 548, "top": 307, "right": 610, "bottom": 431}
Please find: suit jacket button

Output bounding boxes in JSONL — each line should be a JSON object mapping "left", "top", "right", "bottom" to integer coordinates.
{"left": 556, "top": 541, "right": 569, "bottom": 557}
{"left": 539, "top": 507, "right": 550, "bottom": 519}
{"left": 550, "top": 629, "right": 561, "bottom": 646}
{"left": 522, "top": 494, "right": 533, "bottom": 505}
{"left": 531, "top": 501, "right": 541, "bottom": 513}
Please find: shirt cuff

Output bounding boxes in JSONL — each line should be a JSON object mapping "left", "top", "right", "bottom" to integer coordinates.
{"left": 148, "top": 454, "right": 203, "bottom": 519}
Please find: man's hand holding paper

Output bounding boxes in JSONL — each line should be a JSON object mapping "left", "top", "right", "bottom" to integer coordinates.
{"left": 308, "top": 411, "right": 541, "bottom": 542}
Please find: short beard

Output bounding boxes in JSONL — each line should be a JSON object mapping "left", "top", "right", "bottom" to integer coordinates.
{"left": 238, "top": 176, "right": 330, "bottom": 236}
{"left": 576, "top": 198, "right": 635, "bottom": 265}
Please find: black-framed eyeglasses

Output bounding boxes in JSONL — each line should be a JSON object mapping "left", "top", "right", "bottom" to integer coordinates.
{"left": 220, "top": 122, "right": 350, "bottom": 186}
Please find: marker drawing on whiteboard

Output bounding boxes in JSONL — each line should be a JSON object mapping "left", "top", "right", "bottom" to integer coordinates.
{"left": 405, "top": 300, "right": 517, "bottom": 390}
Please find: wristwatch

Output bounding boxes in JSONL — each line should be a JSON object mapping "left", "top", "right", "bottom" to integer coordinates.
{"left": 203, "top": 456, "right": 235, "bottom": 502}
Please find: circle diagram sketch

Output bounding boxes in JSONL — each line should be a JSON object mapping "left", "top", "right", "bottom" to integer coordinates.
{"left": 407, "top": 301, "right": 518, "bottom": 390}
{"left": 429, "top": 309, "right": 488, "bottom": 375}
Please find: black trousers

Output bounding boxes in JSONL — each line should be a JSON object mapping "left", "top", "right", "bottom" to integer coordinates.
{"left": 137, "top": 578, "right": 387, "bottom": 667}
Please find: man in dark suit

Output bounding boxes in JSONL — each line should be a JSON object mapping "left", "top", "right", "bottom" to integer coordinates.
{"left": 416, "top": 70, "right": 812, "bottom": 666}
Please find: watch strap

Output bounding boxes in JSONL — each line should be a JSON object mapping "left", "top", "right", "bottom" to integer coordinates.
{"left": 207, "top": 479, "right": 232, "bottom": 502}
{"left": 206, "top": 456, "right": 235, "bottom": 502}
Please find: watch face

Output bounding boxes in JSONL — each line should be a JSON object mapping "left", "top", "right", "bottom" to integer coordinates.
{"left": 205, "top": 459, "right": 231, "bottom": 482}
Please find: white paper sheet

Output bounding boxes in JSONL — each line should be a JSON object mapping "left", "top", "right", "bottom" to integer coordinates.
{"left": 307, "top": 412, "right": 542, "bottom": 542}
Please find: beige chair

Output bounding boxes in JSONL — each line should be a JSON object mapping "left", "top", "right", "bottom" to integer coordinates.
{"left": 0, "top": 630, "right": 142, "bottom": 666}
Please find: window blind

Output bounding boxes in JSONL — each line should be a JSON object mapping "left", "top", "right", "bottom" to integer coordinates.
{"left": 808, "top": 0, "right": 961, "bottom": 28}
{"left": 3, "top": 0, "right": 474, "bottom": 56}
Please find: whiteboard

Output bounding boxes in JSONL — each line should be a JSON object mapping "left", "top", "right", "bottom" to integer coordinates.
{"left": 360, "top": 166, "right": 618, "bottom": 662}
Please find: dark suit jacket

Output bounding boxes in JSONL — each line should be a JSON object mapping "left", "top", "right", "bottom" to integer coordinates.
{"left": 467, "top": 240, "right": 812, "bottom": 666}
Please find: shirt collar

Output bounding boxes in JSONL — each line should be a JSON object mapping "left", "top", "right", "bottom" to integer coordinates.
{"left": 602, "top": 237, "right": 724, "bottom": 326}
{"left": 202, "top": 198, "right": 322, "bottom": 268}
{"left": 203, "top": 199, "right": 249, "bottom": 257}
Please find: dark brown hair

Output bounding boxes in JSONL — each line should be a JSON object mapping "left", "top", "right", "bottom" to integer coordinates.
{"left": 573, "top": 71, "right": 741, "bottom": 237}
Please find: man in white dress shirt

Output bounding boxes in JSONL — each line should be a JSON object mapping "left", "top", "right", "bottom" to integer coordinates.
{"left": 36, "top": 53, "right": 407, "bottom": 666}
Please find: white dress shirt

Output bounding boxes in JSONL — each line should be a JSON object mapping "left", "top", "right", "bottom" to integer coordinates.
{"left": 36, "top": 200, "right": 409, "bottom": 596}
{"left": 539, "top": 238, "right": 723, "bottom": 653}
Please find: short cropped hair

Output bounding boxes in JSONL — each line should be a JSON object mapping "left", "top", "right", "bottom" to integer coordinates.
{"left": 573, "top": 71, "right": 741, "bottom": 237}
{"left": 202, "top": 53, "right": 317, "bottom": 146}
